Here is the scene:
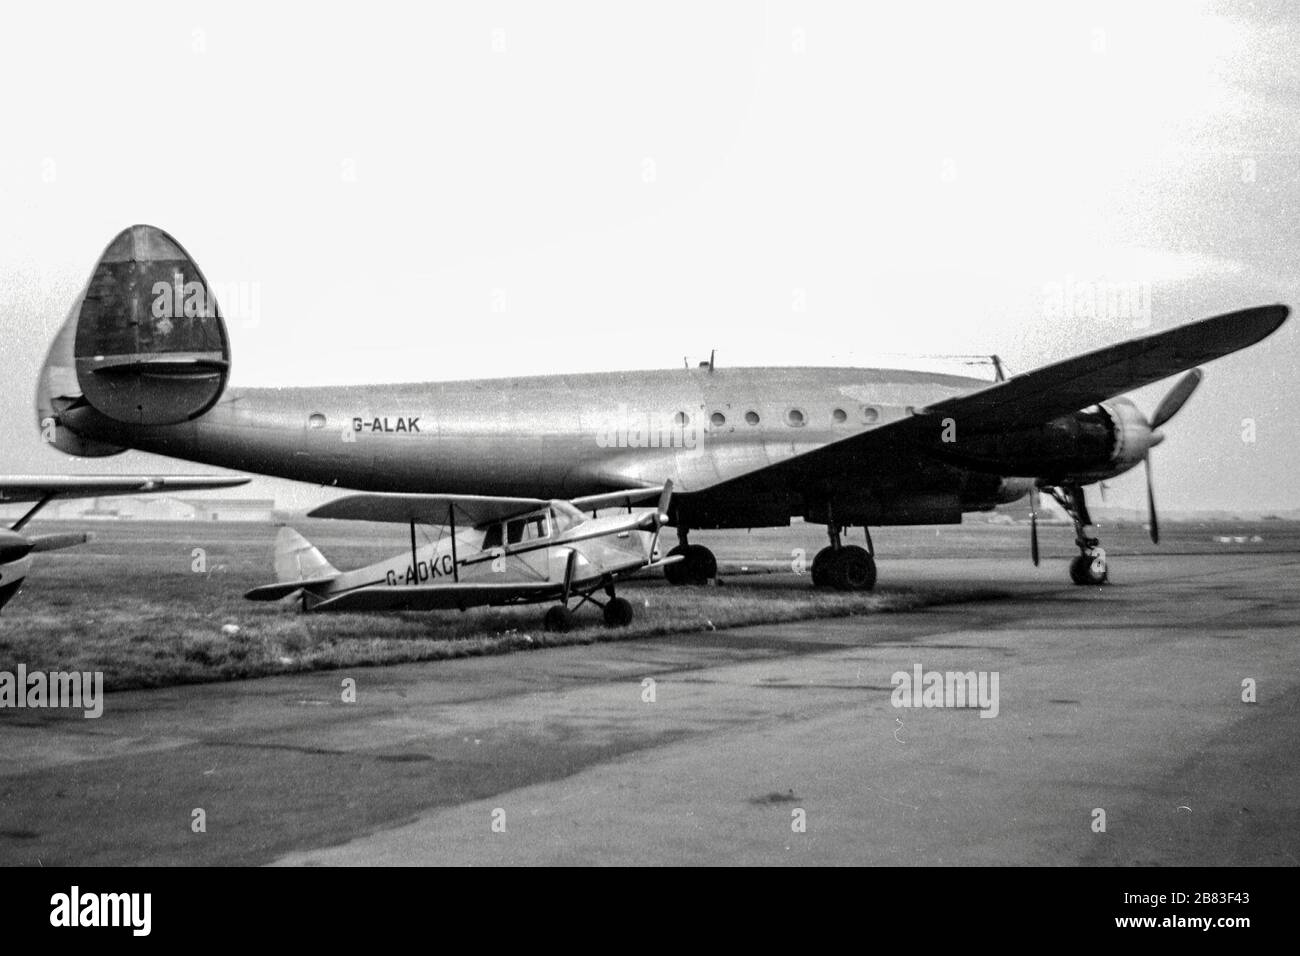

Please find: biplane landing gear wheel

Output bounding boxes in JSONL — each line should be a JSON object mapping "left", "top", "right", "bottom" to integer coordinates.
{"left": 664, "top": 543, "right": 716, "bottom": 586}
{"left": 1069, "top": 549, "right": 1108, "bottom": 586}
{"left": 603, "top": 597, "right": 635, "bottom": 627}
{"left": 543, "top": 605, "right": 575, "bottom": 632}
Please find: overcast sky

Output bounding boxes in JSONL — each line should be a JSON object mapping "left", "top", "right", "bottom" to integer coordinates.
{"left": 1, "top": 0, "right": 1296, "bottom": 512}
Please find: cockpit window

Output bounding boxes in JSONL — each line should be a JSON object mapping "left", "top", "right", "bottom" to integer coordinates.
{"left": 482, "top": 523, "right": 502, "bottom": 549}
{"left": 507, "top": 513, "right": 548, "bottom": 544}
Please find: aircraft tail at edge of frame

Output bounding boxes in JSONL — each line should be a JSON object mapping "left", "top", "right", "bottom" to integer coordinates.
{"left": 36, "top": 224, "right": 232, "bottom": 457}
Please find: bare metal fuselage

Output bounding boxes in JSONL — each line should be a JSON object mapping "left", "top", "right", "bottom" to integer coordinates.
{"left": 61, "top": 364, "right": 1023, "bottom": 526}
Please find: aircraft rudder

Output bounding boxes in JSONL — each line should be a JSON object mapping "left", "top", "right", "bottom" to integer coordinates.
{"left": 273, "top": 526, "right": 339, "bottom": 583}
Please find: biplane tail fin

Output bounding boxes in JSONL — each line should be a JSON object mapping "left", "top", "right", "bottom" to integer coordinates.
{"left": 273, "top": 526, "right": 338, "bottom": 583}
{"left": 244, "top": 528, "right": 339, "bottom": 602}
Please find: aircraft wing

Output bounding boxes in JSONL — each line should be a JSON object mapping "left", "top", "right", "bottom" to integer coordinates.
{"left": 309, "top": 493, "right": 550, "bottom": 527}
{"left": 682, "top": 304, "right": 1290, "bottom": 498}
{"left": 570, "top": 486, "right": 665, "bottom": 511}
{"left": 921, "top": 304, "right": 1288, "bottom": 429}
{"left": 310, "top": 486, "right": 667, "bottom": 528}
{"left": 0, "top": 474, "right": 250, "bottom": 505}
{"left": 309, "top": 580, "right": 562, "bottom": 612}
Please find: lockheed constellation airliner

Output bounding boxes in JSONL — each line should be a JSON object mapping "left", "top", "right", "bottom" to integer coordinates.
{"left": 33, "top": 225, "right": 1290, "bottom": 594}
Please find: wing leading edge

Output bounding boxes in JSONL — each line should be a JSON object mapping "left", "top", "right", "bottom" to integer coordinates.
{"left": 922, "top": 304, "right": 1288, "bottom": 429}
{"left": 675, "top": 303, "right": 1290, "bottom": 502}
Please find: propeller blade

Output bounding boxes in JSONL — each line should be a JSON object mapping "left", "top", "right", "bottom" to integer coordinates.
{"left": 1150, "top": 369, "right": 1203, "bottom": 430}
{"left": 561, "top": 548, "right": 579, "bottom": 605}
{"left": 1029, "top": 487, "right": 1041, "bottom": 567}
{"left": 27, "top": 532, "right": 91, "bottom": 553}
{"left": 0, "top": 528, "right": 34, "bottom": 564}
{"left": 656, "top": 480, "right": 674, "bottom": 526}
{"left": 647, "top": 480, "right": 674, "bottom": 561}
{"left": 1145, "top": 455, "right": 1159, "bottom": 544}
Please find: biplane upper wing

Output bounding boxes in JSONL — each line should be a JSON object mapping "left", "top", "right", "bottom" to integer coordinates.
{"left": 684, "top": 304, "right": 1289, "bottom": 497}
{"left": 570, "top": 486, "right": 665, "bottom": 511}
{"left": 308, "top": 492, "right": 550, "bottom": 527}
{"left": 310, "top": 485, "right": 668, "bottom": 528}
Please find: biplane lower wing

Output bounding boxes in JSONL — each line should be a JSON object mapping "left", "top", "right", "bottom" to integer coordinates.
{"left": 308, "top": 580, "right": 569, "bottom": 613}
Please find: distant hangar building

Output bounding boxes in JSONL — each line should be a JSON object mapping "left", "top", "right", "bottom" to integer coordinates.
{"left": 34, "top": 496, "right": 276, "bottom": 522}
{"left": 179, "top": 498, "right": 276, "bottom": 522}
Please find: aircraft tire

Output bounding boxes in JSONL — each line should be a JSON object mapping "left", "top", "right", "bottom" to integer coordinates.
{"left": 835, "top": 546, "right": 876, "bottom": 591}
{"left": 811, "top": 546, "right": 836, "bottom": 587}
{"left": 665, "top": 544, "right": 715, "bottom": 586}
{"left": 663, "top": 546, "right": 689, "bottom": 585}
{"left": 1069, "top": 553, "right": 1108, "bottom": 586}
{"left": 603, "top": 597, "right": 634, "bottom": 627}
{"left": 686, "top": 545, "right": 717, "bottom": 584}
{"left": 544, "top": 605, "right": 575, "bottom": 632}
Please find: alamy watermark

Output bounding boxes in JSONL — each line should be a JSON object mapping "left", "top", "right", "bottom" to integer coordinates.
{"left": 0, "top": 665, "right": 103, "bottom": 718}
{"left": 891, "top": 663, "right": 999, "bottom": 718}
{"left": 151, "top": 275, "right": 262, "bottom": 327}
{"left": 50, "top": 886, "right": 150, "bottom": 936}
{"left": 593, "top": 403, "right": 702, "bottom": 450}
{"left": 1043, "top": 275, "right": 1151, "bottom": 329}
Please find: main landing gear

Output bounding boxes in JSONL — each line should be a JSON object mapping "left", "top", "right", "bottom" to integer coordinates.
{"left": 812, "top": 524, "right": 877, "bottom": 591}
{"left": 663, "top": 527, "right": 717, "bottom": 586}
{"left": 542, "top": 553, "right": 637, "bottom": 632}
{"left": 542, "top": 583, "right": 634, "bottom": 632}
{"left": 1043, "top": 483, "right": 1109, "bottom": 586}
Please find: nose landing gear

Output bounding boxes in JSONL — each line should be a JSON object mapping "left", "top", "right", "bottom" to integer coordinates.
{"left": 1045, "top": 483, "right": 1109, "bottom": 586}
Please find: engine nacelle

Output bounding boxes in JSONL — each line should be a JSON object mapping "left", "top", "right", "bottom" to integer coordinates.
{"left": 1077, "top": 398, "right": 1161, "bottom": 483}
{"left": 927, "top": 400, "right": 1159, "bottom": 485}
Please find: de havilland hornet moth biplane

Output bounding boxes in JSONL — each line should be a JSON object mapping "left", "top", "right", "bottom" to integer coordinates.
{"left": 245, "top": 484, "right": 675, "bottom": 629}
{"left": 0, "top": 474, "right": 250, "bottom": 610}
{"left": 34, "top": 225, "right": 1292, "bottom": 591}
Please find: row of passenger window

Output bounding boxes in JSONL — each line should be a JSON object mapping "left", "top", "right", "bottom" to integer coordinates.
{"left": 694, "top": 405, "right": 887, "bottom": 428}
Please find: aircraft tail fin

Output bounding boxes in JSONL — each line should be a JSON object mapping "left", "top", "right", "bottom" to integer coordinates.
{"left": 273, "top": 527, "right": 339, "bottom": 583}
{"left": 244, "top": 528, "right": 339, "bottom": 602}
{"left": 36, "top": 224, "right": 232, "bottom": 456}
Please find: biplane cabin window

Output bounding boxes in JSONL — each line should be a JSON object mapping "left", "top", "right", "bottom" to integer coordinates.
{"left": 482, "top": 523, "right": 503, "bottom": 549}
{"left": 506, "top": 513, "right": 549, "bottom": 545}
